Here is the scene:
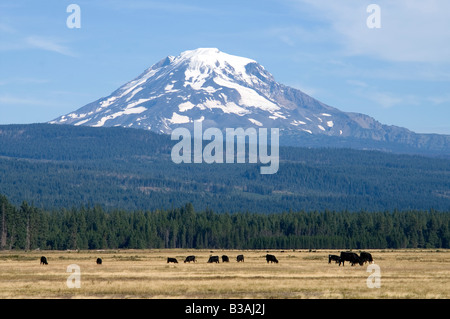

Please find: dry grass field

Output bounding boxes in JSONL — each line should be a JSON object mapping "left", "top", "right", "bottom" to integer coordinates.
{"left": 0, "top": 249, "right": 448, "bottom": 299}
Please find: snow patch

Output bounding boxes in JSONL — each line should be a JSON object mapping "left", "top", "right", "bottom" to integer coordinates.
{"left": 168, "top": 112, "right": 190, "bottom": 124}
{"left": 248, "top": 118, "right": 263, "bottom": 126}
{"left": 92, "top": 107, "right": 147, "bottom": 127}
{"left": 119, "top": 68, "right": 158, "bottom": 98}
{"left": 290, "top": 120, "right": 306, "bottom": 126}
{"left": 126, "top": 87, "right": 143, "bottom": 102}
{"left": 126, "top": 98, "right": 151, "bottom": 109}
{"left": 99, "top": 96, "right": 118, "bottom": 109}
{"left": 74, "top": 119, "right": 89, "bottom": 126}
{"left": 213, "top": 76, "right": 279, "bottom": 112}
{"left": 269, "top": 111, "right": 287, "bottom": 119}
{"left": 178, "top": 101, "right": 196, "bottom": 112}
{"left": 201, "top": 98, "right": 249, "bottom": 116}
{"left": 123, "top": 106, "right": 147, "bottom": 115}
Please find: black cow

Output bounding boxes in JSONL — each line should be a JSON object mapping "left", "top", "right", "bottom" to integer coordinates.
{"left": 167, "top": 257, "right": 178, "bottom": 263}
{"left": 328, "top": 254, "right": 341, "bottom": 264}
{"left": 40, "top": 256, "right": 48, "bottom": 265}
{"left": 339, "top": 251, "right": 362, "bottom": 266}
{"left": 221, "top": 255, "right": 229, "bottom": 262}
{"left": 266, "top": 254, "right": 278, "bottom": 263}
{"left": 96, "top": 258, "right": 102, "bottom": 265}
{"left": 208, "top": 256, "right": 219, "bottom": 263}
{"left": 236, "top": 255, "right": 244, "bottom": 262}
{"left": 359, "top": 252, "right": 373, "bottom": 264}
{"left": 184, "top": 255, "right": 196, "bottom": 263}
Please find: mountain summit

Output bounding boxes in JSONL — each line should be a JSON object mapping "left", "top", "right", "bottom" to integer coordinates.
{"left": 50, "top": 48, "right": 449, "bottom": 155}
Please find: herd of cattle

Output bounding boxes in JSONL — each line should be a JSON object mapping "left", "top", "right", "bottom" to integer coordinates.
{"left": 169, "top": 254, "right": 279, "bottom": 264}
{"left": 39, "top": 254, "right": 275, "bottom": 265}
{"left": 328, "top": 251, "right": 374, "bottom": 266}
{"left": 39, "top": 251, "right": 372, "bottom": 266}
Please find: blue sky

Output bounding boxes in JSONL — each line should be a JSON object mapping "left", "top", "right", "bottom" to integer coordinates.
{"left": 1, "top": 0, "right": 449, "bottom": 134}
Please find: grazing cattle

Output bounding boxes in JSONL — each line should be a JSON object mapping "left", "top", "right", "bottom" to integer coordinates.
{"left": 328, "top": 254, "right": 341, "bottom": 264}
{"left": 339, "top": 251, "right": 362, "bottom": 266}
{"left": 40, "top": 256, "right": 48, "bottom": 265}
{"left": 96, "top": 258, "right": 102, "bottom": 265}
{"left": 236, "top": 255, "right": 244, "bottom": 262}
{"left": 266, "top": 254, "right": 278, "bottom": 263}
{"left": 207, "top": 256, "right": 219, "bottom": 263}
{"left": 184, "top": 255, "right": 196, "bottom": 263}
{"left": 167, "top": 257, "right": 178, "bottom": 264}
{"left": 221, "top": 255, "right": 229, "bottom": 262}
{"left": 359, "top": 252, "right": 373, "bottom": 264}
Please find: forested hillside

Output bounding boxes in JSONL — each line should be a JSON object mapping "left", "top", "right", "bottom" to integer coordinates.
{"left": 0, "top": 124, "right": 449, "bottom": 212}
{"left": 0, "top": 196, "right": 448, "bottom": 250}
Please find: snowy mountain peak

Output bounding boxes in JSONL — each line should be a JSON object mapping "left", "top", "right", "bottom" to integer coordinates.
{"left": 49, "top": 48, "right": 448, "bottom": 154}
{"left": 50, "top": 48, "right": 287, "bottom": 132}
{"left": 176, "top": 47, "right": 256, "bottom": 77}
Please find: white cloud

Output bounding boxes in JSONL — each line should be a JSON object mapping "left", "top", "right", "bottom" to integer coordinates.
{"left": 290, "top": 0, "right": 450, "bottom": 63}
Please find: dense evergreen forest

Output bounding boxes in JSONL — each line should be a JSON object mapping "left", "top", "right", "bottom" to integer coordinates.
{"left": 1, "top": 195, "right": 449, "bottom": 250}
{"left": 1, "top": 124, "right": 449, "bottom": 250}
{"left": 0, "top": 124, "right": 449, "bottom": 213}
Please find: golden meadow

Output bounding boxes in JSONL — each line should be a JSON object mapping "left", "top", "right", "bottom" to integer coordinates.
{"left": 0, "top": 249, "right": 449, "bottom": 299}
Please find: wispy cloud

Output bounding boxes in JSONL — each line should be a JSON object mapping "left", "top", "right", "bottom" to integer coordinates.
{"left": 267, "top": 26, "right": 331, "bottom": 47}
{"left": 0, "top": 77, "right": 49, "bottom": 86}
{"left": 0, "top": 22, "right": 16, "bottom": 34}
{"left": 0, "top": 34, "right": 76, "bottom": 57}
{"left": 108, "top": 0, "right": 212, "bottom": 14}
{"left": 288, "top": 0, "right": 450, "bottom": 63}
{"left": 427, "top": 94, "right": 450, "bottom": 105}
{"left": 0, "top": 95, "right": 53, "bottom": 107}
{"left": 0, "top": 20, "right": 76, "bottom": 57}
{"left": 25, "top": 36, "right": 76, "bottom": 57}
{"left": 346, "top": 80, "right": 419, "bottom": 109}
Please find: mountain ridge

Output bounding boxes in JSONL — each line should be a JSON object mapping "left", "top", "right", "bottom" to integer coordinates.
{"left": 49, "top": 48, "right": 449, "bottom": 156}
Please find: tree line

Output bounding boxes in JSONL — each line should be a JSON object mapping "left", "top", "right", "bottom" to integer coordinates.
{"left": 1, "top": 195, "right": 449, "bottom": 250}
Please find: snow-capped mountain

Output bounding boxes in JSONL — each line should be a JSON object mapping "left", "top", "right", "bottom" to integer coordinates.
{"left": 50, "top": 48, "right": 448, "bottom": 154}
